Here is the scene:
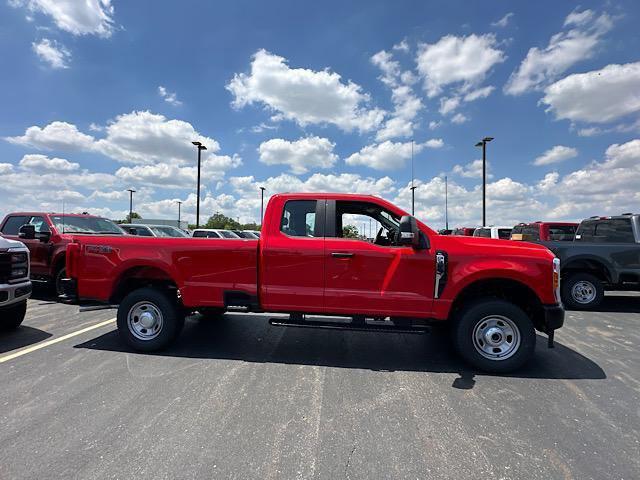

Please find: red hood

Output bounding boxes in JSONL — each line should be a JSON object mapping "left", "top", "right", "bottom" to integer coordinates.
{"left": 436, "top": 234, "right": 554, "bottom": 259}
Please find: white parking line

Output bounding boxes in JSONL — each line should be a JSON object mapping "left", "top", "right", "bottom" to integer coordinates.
{"left": 0, "top": 318, "right": 116, "bottom": 364}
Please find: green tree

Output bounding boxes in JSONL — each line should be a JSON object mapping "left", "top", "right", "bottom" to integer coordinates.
{"left": 342, "top": 224, "right": 360, "bottom": 239}
{"left": 119, "top": 212, "right": 141, "bottom": 224}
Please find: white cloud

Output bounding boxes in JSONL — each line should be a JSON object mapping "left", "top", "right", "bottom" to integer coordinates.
{"left": 393, "top": 39, "right": 410, "bottom": 53}
{"left": 227, "top": 49, "right": 384, "bottom": 133}
{"left": 0, "top": 163, "right": 14, "bottom": 174}
{"left": 439, "top": 96, "right": 460, "bottom": 115}
{"left": 371, "top": 50, "right": 423, "bottom": 141}
{"left": 492, "top": 13, "right": 514, "bottom": 28}
{"left": 452, "top": 159, "right": 492, "bottom": 179}
{"left": 533, "top": 145, "right": 578, "bottom": 166}
{"left": 5, "top": 121, "right": 95, "bottom": 150}
{"left": 257, "top": 136, "right": 337, "bottom": 175}
{"left": 19, "top": 153, "right": 79, "bottom": 172}
{"left": 158, "top": 86, "right": 182, "bottom": 106}
{"left": 429, "top": 121, "right": 441, "bottom": 130}
{"left": 94, "top": 111, "right": 222, "bottom": 165}
{"left": 345, "top": 139, "right": 442, "bottom": 171}
{"left": 31, "top": 38, "right": 71, "bottom": 69}
{"left": 451, "top": 113, "right": 468, "bottom": 124}
{"left": 541, "top": 62, "right": 640, "bottom": 124}
{"left": 416, "top": 34, "right": 505, "bottom": 98}
{"left": 11, "top": 0, "right": 115, "bottom": 37}
{"left": 463, "top": 86, "right": 494, "bottom": 102}
{"left": 504, "top": 9, "right": 613, "bottom": 95}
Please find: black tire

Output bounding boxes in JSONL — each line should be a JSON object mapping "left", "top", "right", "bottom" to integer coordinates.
{"left": 452, "top": 299, "right": 536, "bottom": 373}
{"left": 117, "top": 287, "right": 183, "bottom": 352}
{"left": 54, "top": 267, "right": 66, "bottom": 297}
{"left": 561, "top": 272, "right": 604, "bottom": 310}
{"left": 0, "top": 301, "right": 27, "bottom": 331}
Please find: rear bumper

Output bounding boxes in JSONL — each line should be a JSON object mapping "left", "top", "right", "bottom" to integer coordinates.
{"left": 542, "top": 304, "right": 565, "bottom": 332}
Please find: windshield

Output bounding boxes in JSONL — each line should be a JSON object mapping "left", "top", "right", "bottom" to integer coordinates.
{"left": 150, "top": 226, "right": 189, "bottom": 237}
{"left": 51, "top": 216, "right": 124, "bottom": 235}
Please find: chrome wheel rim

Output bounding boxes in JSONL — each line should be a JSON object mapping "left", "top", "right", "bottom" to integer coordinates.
{"left": 128, "top": 301, "right": 163, "bottom": 341}
{"left": 472, "top": 315, "right": 521, "bottom": 361}
{"left": 571, "top": 281, "right": 596, "bottom": 304}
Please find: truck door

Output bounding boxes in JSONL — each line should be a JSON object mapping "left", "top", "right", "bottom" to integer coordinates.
{"left": 24, "top": 216, "right": 52, "bottom": 277}
{"left": 260, "top": 199, "right": 326, "bottom": 313}
{"left": 323, "top": 200, "right": 434, "bottom": 317}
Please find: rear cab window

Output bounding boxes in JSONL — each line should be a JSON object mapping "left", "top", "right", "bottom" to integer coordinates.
{"left": 498, "top": 229, "right": 512, "bottom": 240}
{"left": 474, "top": 228, "right": 491, "bottom": 238}
{"left": 577, "top": 219, "right": 634, "bottom": 242}
{"left": 547, "top": 225, "right": 576, "bottom": 241}
{"left": 281, "top": 200, "right": 320, "bottom": 237}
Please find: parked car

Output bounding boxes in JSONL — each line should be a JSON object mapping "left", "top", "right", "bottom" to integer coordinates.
{"left": 511, "top": 222, "right": 578, "bottom": 242}
{"left": 121, "top": 224, "right": 190, "bottom": 238}
{"left": 191, "top": 229, "right": 241, "bottom": 239}
{"left": 62, "top": 193, "right": 563, "bottom": 373}
{"left": 452, "top": 227, "right": 475, "bottom": 236}
{"left": 0, "top": 236, "right": 32, "bottom": 330}
{"left": 473, "top": 226, "right": 513, "bottom": 240}
{"left": 232, "top": 230, "right": 259, "bottom": 239}
{"left": 0, "top": 212, "right": 125, "bottom": 295}
{"left": 545, "top": 214, "right": 640, "bottom": 309}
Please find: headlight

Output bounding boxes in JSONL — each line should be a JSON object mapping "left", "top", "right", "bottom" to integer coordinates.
{"left": 11, "top": 252, "right": 28, "bottom": 264}
{"left": 11, "top": 267, "right": 28, "bottom": 279}
{"left": 553, "top": 257, "right": 561, "bottom": 303}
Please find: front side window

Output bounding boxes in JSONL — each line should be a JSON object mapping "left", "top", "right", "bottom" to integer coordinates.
{"left": 281, "top": 200, "right": 318, "bottom": 237}
{"left": 1, "top": 216, "right": 29, "bottom": 235}
{"left": 335, "top": 201, "right": 401, "bottom": 247}
{"left": 575, "top": 221, "right": 595, "bottom": 241}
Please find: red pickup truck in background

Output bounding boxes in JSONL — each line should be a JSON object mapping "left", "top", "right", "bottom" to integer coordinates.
{"left": 62, "top": 193, "right": 564, "bottom": 373}
{"left": 0, "top": 212, "right": 126, "bottom": 294}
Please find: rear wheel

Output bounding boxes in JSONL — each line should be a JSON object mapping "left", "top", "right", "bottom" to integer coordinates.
{"left": 561, "top": 272, "right": 604, "bottom": 310}
{"left": 117, "top": 287, "right": 184, "bottom": 351}
{"left": 453, "top": 299, "right": 536, "bottom": 373}
{"left": 1, "top": 301, "right": 27, "bottom": 330}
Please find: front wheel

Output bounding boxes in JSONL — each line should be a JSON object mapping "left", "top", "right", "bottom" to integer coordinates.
{"left": 561, "top": 272, "right": 604, "bottom": 310}
{"left": 55, "top": 267, "right": 66, "bottom": 297}
{"left": 117, "top": 287, "right": 184, "bottom": 352}
{"left": 453, "top": 299, "right": 536, "bottom": 373}
{"left": 1, "top": 301, "right": 27, "bottom": 330}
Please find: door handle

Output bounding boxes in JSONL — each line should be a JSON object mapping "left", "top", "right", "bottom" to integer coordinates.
{"left": 331, "top": 252, "right": 354, "bottom": 258}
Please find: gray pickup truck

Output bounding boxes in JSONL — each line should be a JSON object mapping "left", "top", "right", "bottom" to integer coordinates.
{"left": 0, "top": 236, "right": 32, "bottom": 329}
{"left": 544, "top": 214, "right": 640, "bottom": 309}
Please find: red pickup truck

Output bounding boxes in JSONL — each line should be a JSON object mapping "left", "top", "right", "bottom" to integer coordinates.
{"left": 62, "top": 193, "right": 564, "bottom": 373}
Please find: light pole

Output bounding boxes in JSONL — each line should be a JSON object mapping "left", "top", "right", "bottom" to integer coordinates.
{"left": 176, "top": 200, "right": 182, "bottom": 226}
{"left": 410, "top": 139, "right": 416, "bottom": 215}
{"left": 192, "top": 141, "right": 207, "bottom": 228}
{"left": 445, "top": 175, "right": 449, "bottom": 231}
{"left": 475, "top": 137, "right": 494, "bottom": 227}
{"left": 126, "top": 189, "right": 136, "bottom": 223}
{"left": 260, "top": 186, "right": 266, "bottom": 224}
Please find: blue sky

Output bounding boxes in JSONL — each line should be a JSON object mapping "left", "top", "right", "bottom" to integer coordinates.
{"left": 1, "top": 0, "right": 639, "bottom": 228}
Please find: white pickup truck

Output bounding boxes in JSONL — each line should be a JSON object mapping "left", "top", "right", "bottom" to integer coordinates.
{"left": 0, "top": 236, "right": 32, "bottom": 329}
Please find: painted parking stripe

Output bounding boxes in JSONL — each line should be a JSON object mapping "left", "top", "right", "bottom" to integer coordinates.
{"left": 0, "top": 318, "right": 116, "bottom": 364}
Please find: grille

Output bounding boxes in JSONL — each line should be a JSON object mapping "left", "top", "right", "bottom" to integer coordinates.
{"left": 0, "top": 252, "right": 10, "bottom": 284}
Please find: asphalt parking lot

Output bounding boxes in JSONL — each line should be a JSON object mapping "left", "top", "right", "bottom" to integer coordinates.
{"left": 1, "top": 291, "right": 639, "bottom": 480}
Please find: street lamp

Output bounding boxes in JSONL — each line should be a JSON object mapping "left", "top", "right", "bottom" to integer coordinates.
{"left": 192, "top": 141, "right": 207, "bottom": 228}
{"left": 410, "top": 139, "right": 416, "bottom": 215}
{"left": 475, "top": 136, "right": 494, "bottom": 227}
{"left": 126, "top": 189, "right": 136, "bottom": 223}
{"left": 444, "top": 175, "right": 449, "bottom": 231}
{"left": 176, "top": 200, "right": 182, "bottom": 226}
{"left": 260, "top": 186, "right": 266, "bottom": 224}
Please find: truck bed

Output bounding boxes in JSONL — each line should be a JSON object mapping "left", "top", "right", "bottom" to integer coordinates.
{"left": 69, "top": 236, "right": 259, "bottom": 307}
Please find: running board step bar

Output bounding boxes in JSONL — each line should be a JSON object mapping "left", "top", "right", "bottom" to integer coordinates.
{"left": 269, "top": 316, "right": 430, "bottom": 334}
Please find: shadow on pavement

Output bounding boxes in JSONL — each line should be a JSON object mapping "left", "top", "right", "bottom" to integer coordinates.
{"left": 0, "top": 326, "right": 52, "bottom": 354}
{"left": 29, "top": 285, "right": 59, "bottom": 305}
{"left": 74, "top": 314, "right": 606, "bottom": 387}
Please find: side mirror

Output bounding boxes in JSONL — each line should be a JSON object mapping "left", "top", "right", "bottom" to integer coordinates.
{"left": 18, "top": 224, "right": 35, "bottom": 240}
{"left": 37, "top": 231, "right": 51, "bottom": 243}
{"left": 398, "top": 215, "right": 420, "bottom": 247}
